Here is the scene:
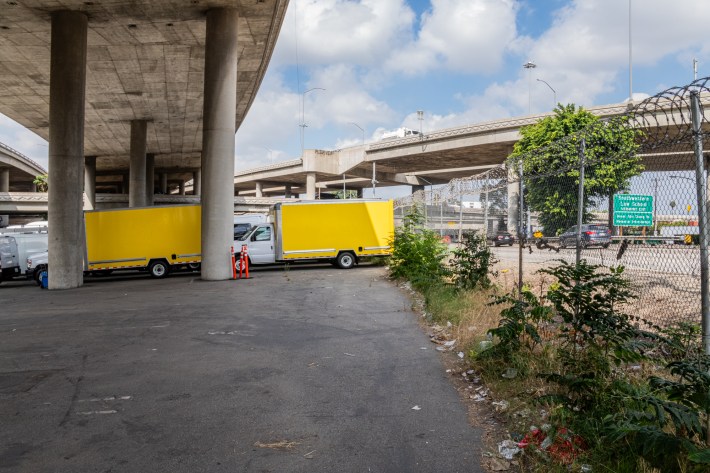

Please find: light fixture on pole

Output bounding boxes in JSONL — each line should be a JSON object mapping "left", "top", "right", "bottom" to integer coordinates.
{"left": 523, "top": 61, "right": 536, "bottom": 114}
{"left": 536, "top": 78, "right": 556, "bottom": 109}
{"left": 694, "top": 58, "right": 699, "bottom": 81}
{"left": 416, "top": 110, "right": 424, "bottom": 138}
{"left": 300, "top": 87, "right": 325, "bottom": 155}
{"left": 349, "top": 122, "right": 365, "bottom": 145}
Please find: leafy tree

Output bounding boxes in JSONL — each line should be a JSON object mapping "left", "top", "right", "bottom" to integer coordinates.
{"left": 509, "top": 104, "right": 643, "bottom": 236}
{"left": 33, "top": 174, "right": 48, "bottom": 192}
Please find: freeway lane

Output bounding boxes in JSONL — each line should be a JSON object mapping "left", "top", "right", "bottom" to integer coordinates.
{"left": 489, "top": 244, "right": 702, "bottom": 326}
{"left": 0, "top": 266, "right": 485, "bottom": 473}
{"left": 491, "top": 243, "right": 701, "bottom": 277}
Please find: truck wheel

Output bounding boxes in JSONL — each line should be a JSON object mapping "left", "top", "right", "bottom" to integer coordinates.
{"left": 336, "top": 252, "right": 356, "bottom": 269}
{"left": 148, "top": 260, "right": 170, "bottom": 278}
{"left": 188, "top": 263, "right": 201, "bottom": 271}
{"left": 34, "top": 266, "right": 45, "bottom": 285}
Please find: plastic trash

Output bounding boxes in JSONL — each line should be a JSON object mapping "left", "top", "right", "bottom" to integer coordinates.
{"left": 501, "top": 367, "right": 518, "bottom": 379}
{"left": 498, "top": 439, "right": 521, "bottom": 460}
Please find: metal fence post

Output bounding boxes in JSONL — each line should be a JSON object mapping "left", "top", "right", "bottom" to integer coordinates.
{"left": 518, "top": 161, "right": 524, "bottom": 294}
{"left": 690, "top": 91, "right": 710, "bottom": 356}
{"left": 576, "top": 139, "right": 586, "bottom": 266}
{"left": 458, "top": 193, "right": 464, "bottom": 243}
{"left": 484, "top": 177, "right": 489, "bottom": 237}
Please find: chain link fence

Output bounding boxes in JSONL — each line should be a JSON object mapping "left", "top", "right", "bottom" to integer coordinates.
{"left": 394, "top": 78, "right": 710, "bottom": 331}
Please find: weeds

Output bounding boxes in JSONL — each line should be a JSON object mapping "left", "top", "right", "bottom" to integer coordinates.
{"left": 388, "top": 205, "right": 449, "bottom": 290}
{"left": 389, "top": 221, "right": 710, "bottom": 472}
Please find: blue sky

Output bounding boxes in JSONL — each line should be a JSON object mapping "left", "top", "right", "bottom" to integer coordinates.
{"left": 2, "top": 0, "right": 710, "bottom": 199}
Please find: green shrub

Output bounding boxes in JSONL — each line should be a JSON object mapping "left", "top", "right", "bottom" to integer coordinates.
{"left": 388, "top": 205, "right": 449, "bottom": 290}
{"left": 450, "top": 231, "right": 497, "bottom": 290}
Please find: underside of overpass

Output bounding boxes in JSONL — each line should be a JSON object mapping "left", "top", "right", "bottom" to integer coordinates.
{"left": 0, "top": 0, "right": 289, "bottom": 287}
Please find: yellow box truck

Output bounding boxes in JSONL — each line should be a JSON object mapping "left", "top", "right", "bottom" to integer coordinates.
{"left": 235, "top": 200, "right": 394, "bottom": 269}
{"left": 84, "top": 204, "right": 201, "bottom": 278}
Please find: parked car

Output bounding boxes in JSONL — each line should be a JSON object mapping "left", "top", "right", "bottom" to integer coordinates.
{"left": 490, "top": 232, "right": 515, "bottom": 247}
{"left": 558, "top": 224, "right": 611, "bottom": 248}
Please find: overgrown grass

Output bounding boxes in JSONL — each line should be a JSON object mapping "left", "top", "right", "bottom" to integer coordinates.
{"left": 389, "top": 218, "right": 710, "bottom": 472}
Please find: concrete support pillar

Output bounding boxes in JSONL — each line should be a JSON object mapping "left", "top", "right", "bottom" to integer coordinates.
{"left": 129, "top": 119, "right": 148, "bottom": 207}
{"left": 160, "top": 173, "right": 168, "bottom": 194}
{"left": 193, "top": 170, "right": 201, "bottom": 196}
{"left": 84, "top": 156, "right": 96, "bottom": 210}
{"left": 411, "top": 185, "right": 425, "bottom": 194}
{"left": 47, "top": 10, "right": 88, "bottom": 290}
{"left": 201, "top": 8, "right": 238, "bottom": 281}
{"left": 284, "top": 184, "right": 292, "bottom": 198}
{"left": 179, "top": 180, "right": 185, "bottom": 195}
{"left": 507, "top": 165, "right": 520, "bottom": 233}
{"left": 306, "top": 173, "right": 316, "bottom": 200}
{"left": 0, "top": 168, "right": 9, "bottom": 192}
{"left": 255, "top": 181, "right": 263, "bottom": 198}
{"left": 145, "top": 153, "right": 155, "bottom": 205}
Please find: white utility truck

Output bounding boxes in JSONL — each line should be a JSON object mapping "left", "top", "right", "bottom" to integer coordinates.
{"left": 0, "top": 230, "right": 48, "bottom": 282}
{"left": 235, "top": 200, "right": 394, "bottom": 269}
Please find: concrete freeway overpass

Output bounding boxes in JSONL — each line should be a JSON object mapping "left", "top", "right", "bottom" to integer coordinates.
{"left": 234, "top": 97, "right": 709, "bottom": 199}
{"left": 0, "top": 1, "right": 289, "bottom": 288}
{"left": 0, "top": 141, "right": 46, "bottom": 193}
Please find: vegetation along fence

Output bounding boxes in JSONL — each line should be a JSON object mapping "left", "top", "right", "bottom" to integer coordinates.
{"left": 394, "top": 77, "right": 710, "bottom": 345}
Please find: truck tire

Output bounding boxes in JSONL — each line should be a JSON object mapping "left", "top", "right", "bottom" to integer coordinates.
{"left": 148, "top": 260, "right": 170, "bottom": 278}
{"left": 188, "top": 262, "right": 201, "bottom": 271}
{"left": 336, "top": 252, "right": 356, "bottom": 269}
{"left": 33, "top": 266, "right": 45, "bottom": 285}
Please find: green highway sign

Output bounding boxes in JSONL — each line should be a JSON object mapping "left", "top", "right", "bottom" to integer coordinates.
{"left": 613, "top": 194, "right": 653, "bottom": 226}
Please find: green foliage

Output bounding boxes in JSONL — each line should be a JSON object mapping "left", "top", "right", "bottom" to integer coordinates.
{"left": 470, "top": 259, "right": 710, "bottom": 471}
{"left": 482, "top": 287, "right": 552, "bottom": 370}
{"left": 388, "top": 205, "right": 449, "bottom": 290}
{"left": 510, "top": 104, "right": 643, "bottom": 235}
{"left": 450, "top": 231, "right": 497, "bottom": 290}
{"left": 603, "top": 355, "right": 710, "bottom": 472}
{"left": 33, "top": 174, "right": 48, "bottom": 192}
{"left": 334, "top": 189, "right": 358, "bottom": 199}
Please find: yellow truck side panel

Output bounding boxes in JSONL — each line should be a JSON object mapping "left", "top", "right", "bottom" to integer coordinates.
{"left": 84, "top": 205, "right": 201, "bottom": 270}
{"left": 277, "top": 200, "right": 394, "bottom": 260}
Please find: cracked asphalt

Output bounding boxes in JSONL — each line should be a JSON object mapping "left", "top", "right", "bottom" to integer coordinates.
{"left": 1, "top": 265, "right": 485, "bottom": 472}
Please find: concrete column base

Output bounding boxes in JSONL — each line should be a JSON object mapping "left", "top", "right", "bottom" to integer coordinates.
{"left": 0, "top": 168, "right": 9, "bottom": 192}
{"left": 306, "top": 173, "right": 316, "bottom": 200}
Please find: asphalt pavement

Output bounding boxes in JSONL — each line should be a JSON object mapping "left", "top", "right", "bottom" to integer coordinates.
{"left": 0, "top": 265, "right": 485, "bottom": 473}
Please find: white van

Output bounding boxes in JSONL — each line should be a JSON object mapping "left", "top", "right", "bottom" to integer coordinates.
{"left": 234, "top": 213, "right": 267, "bottom": 240}
{"left": 0, "top": 232, "right": 48, "bottom": 281}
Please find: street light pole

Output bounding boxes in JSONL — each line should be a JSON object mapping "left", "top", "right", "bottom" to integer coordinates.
{"left": 628, "top": 0, "right": 633, "bottom": 102}
{"left": 261, "top": 146, "right": 274, "bottom": 164}
{"left": 301, "top": 87, "right": 325, "bottom": 155}
{"left": 536, "top": 78, "right": 556, "bottom": 109}
{"left": 416, "top": 110, "right": 424, "bottom": 137}
{"left": 523, "top": 61, "right": 536, "bottom": 114}
{"left": 653, "top": 177, "right": 659, "bottom": 235}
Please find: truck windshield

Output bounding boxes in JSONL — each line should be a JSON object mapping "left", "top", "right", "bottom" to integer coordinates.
{"left": 237, "top": 225, "right": 258, "bottom": 241}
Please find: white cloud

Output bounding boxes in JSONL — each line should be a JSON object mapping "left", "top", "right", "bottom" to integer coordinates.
{"left": 386, "top": 0, "right": 519, "bottom": 75}
{"left": 273, "top": 0, "right": 415, "bottom": 68}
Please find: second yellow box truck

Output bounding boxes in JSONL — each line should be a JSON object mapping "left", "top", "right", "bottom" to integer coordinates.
{"left": 235, "top": 199, "right": 394, "bottom": 269}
